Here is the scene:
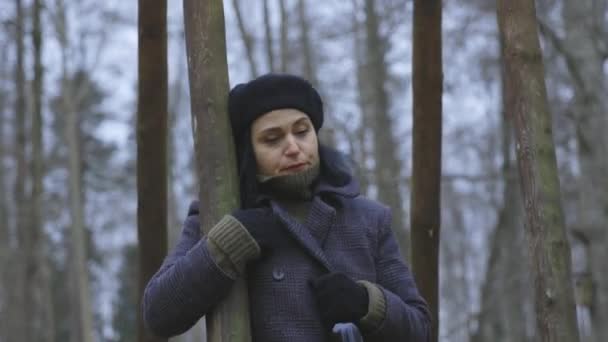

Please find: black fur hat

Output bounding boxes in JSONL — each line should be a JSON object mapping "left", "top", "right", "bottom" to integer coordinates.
{"left": 228, "top": 73, "right": 324, "bottom": 145}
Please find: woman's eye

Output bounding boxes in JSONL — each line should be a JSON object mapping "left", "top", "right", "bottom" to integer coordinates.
{"left": 264, "top": 136, "right": 280, "bottom": 144}
{"left": 295, "top": 128, "right": 309, "bottom": 136}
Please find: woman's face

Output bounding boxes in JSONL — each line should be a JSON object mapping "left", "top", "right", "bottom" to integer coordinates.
{"left": 250, "top": 108, "right": 319, "bottom": 177}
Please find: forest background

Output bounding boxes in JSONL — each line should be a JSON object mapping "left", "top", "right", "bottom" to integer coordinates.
{"left": 0, "top": 0, "right": 606, "bottom": 341}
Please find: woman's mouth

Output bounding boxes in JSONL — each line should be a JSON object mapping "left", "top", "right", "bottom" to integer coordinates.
{"left": 281, "top": 163, "right": 308, "bottom": 172}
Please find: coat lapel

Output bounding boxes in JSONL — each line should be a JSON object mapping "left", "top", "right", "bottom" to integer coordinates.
{"left": 271, "top": 199, "right": 335, "bottom": 272}
{"left": 306, "top": 197, "right": 335, "bottom": 249}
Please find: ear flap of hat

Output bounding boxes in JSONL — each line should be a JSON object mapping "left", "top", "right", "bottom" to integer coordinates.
{"left": 228, "top": 83, "right": 248, "bottom": 139}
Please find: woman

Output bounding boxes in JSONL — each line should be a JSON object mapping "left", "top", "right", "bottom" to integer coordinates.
{"left": 143, "top": 73, "right": 431, "bottom": 341}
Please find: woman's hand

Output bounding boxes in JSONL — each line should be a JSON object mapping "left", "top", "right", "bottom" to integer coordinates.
{"left": 310, "top": 272, "right": 369, "bottom": 330}
{"left": 231, "top": 208, "right": 292, "bottom": 256}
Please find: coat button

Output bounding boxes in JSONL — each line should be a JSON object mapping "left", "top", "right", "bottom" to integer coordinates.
{"left": 272, "top": 269, "right": 285, "bottom": 281}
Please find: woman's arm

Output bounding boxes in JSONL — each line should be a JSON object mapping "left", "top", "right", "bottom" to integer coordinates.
{"left": 142, "top": 201, "right": 260, "bottom": 338}
{"left": 359, "top": 208, "right": 431, "bottom": 341}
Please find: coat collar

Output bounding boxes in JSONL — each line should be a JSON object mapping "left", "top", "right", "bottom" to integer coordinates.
{"left": 312, "top": 175, "right": 359, "bottom": 198}
{"left": 256, "top": 170, "right": 360, "bottom": 205}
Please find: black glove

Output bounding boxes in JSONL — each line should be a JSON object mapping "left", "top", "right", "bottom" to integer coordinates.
{"left": 231, "top": 207, "right": 291, "bottom": 255}
{"left": 310, "top": 272, "right": 369, "bottom": 330}
{"left": 187, "top": 200, "right": 200, "bottom": 216}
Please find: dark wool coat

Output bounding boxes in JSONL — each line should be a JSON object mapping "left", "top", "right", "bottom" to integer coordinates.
{"left": 143, "top": 174, "right": 431, "bottom": 342}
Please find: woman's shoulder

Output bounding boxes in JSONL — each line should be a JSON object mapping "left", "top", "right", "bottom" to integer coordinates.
{"left": 338, "top": 195, "right": 391, "bottom": 222}
{"left": 344, "top": 194, "right": 388, "bottom": 210}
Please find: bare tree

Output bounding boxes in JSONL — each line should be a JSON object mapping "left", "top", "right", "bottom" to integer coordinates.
{"left": 231, "top": 0, "right": 258, "bottom": 78}
{"left": 362, "top": 0, "right": 409, "bottom": 257}
{"left": 137, "top": 0, "right": 168, "bottom": 340}
{"left": 10, "top": 0, "right": 28, "bottom": 340}
{"left": 263, "top": 0, "right": 275, "bottom": 72}
{"left": 278, "top": 0, "right": 290, "bottom": 72}
{"left": 0, "top": 36, "right": 8, "bottom": 293}
{"left": 183, "top": 0, "right": 251, "bottom": 341}
{"left": 472, "top": 58, "right": 533, "bottom": 342}
{"left": 297, "top": 0, "right": 317, "bottom": 87}
{"left": 295, "top": 0, "right": 338, "bottom": 148}
{"left": 351, "top": 0, "right": 372, "bottom": 196}
{"left": 410, "top": 0, "right": 442, "bottom": 341}
{"left": 30, "top": 0, "right": 56, "bottom": 340}
{"left": 497, "top": 0, "right": 580, "bottom": 340}
{"left": 0, "top": 32, "right": 11, "bottom": 342}
{"left": 51, "top": 1, "right": 97, "bottom": 341}
{"left": 64, "top": 58, "right": 95, "bottom": 342}
{"left": 559, "top": 1, "right": 608, "bottom": 340}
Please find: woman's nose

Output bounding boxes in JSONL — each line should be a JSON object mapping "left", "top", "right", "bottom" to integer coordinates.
{"left": 284, "top": 134, "right": 300, "bottom": 155}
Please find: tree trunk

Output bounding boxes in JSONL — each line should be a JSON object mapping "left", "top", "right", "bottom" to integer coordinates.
{"left": 496, "top": 1, "right": 580, "bottom": 341}
{"left": 167, "top": 106, "right": 179, "bottom": 250}
{"left": 137, "top": 0, "right": 168, "bottom": 341}
{"left": 278, "top": 0, "right": 289, "bottom": 73}
{"left": 561, "top": 1, "right": 608, "bottom": 340}
{"left": 52, "top": 1, "right": 96, "bottom": 341}
{"left": 473, "top": 129, "right": 531, "bottom": 342}
{"left": 410, "top": 0, "right": 442, "bottom": 341}
{"left": 10, "top": 0, "right": 28, "bottom": 340}
{"left": 0, "top": 47, "right": 7, "bottom": 241}
{"left": 183, "top": 1, "right": 252, "bottom": 341}
{"left": 65, "top": 74, "right": 96, "bottom": 342}
{"left": 65, "top": 77, "right": 95, "bottom": 342}
{"left": 0, "top": 48, "right": 8, "bottom": 337}
{"left": 167, "top": 48, "right": 186, "bottom": 250}
{"left": 363, "top": 0, "right": 409, "bottom": 258}
{"left": 0, "top": 36, "right": 11, "bottom": 342}
{"left": 472, "top": 62, "right": 532, "bottom": 342}
{"left": 263, "top": 0, "right": 275, "bottom": 72}
{"left": 440, "top": 181, "right": 473, "bottom": 342}
{"left": 296, "top": 0, "right": 336, "bottom": 147}
{"left": 0, "top": 111, "right": 7, "bottom": 342}
{"left": 297, "top": 0, "right": 317, "bottom": 87}
{"left": 351, "top": 0, "right": 372, "bottom": 196}
{"left": 231, "top": 0, "right": 258, "bottom": 78}
{"left": 30, "top": 0, "right": 56, "bottom": 340}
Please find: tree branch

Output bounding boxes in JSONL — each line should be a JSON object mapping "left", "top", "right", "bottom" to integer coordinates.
{"left": 537, "top": 18, "right": 588, "bottom": 95}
